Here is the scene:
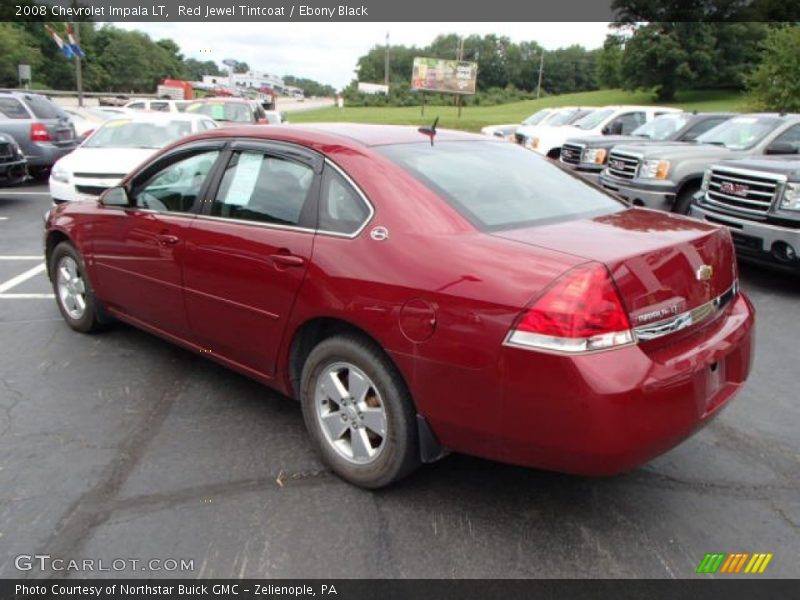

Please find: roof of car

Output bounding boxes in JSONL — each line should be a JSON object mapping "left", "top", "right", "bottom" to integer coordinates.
{"left": 175, "top": 123, "right": 486, "bottom": 149}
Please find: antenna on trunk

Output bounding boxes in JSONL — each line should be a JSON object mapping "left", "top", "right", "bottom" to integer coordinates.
{"left": 418, "top": 116, "right": 439, "bottom": 146}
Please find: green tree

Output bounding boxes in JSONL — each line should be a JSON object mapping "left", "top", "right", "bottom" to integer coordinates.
{"left": 748, "top": 25, "right": 800, "bottom": 112}
{"left": 597, "top": 34, "right": 624, "bottom": 89}
{"left": 233, "top": 61, "right": 250, "bottom": 74}
{"left": 0, "top": 23, "right": 43, "bottom": 87}
{"left": 184, "top": 58, "right": 222, "bottom": 81}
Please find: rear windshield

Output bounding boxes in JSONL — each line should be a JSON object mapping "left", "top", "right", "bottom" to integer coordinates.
{"left": 25, "top": 95, "right": 64, "bottom": 120}
{"left": 377, "top": 141, "right": 623, "bottom": 231}
{"left": 186, "top": 101, "right": 253, "bottom": 123}
{"left": 0, "top": 98, "right": 30, "bottom": 119}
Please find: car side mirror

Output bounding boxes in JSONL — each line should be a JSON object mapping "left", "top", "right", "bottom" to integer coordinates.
{"left": 765, "top": 141, "right": 798, "bottom": 155}
{"left": 100, "top": 186, "right": 130, "bottom": 207}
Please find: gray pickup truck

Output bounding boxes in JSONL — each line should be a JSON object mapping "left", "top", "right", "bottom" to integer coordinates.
{"left": 560, "top": 112, "right": 733, "bottom": 182}
{"left": 598, "top": 113, "right": 800, "bottom": 214}
{"left": 690, "top": 156, "right": 800, "bottom": 271}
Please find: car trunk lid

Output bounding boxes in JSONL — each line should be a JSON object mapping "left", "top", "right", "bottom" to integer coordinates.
{"left": 494, "top": 208, "right": 737, "bottom": 331}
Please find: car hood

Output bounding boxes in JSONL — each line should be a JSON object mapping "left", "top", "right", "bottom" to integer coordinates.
{"left": 565, "top": 134, "right": 653, "bottom": 148}
{"left": 54, "top": 147, "right": 158, "bottom": 176}
{"left": 610, "top": 142, "right": 736, "bottom": 161}
{"left": 714, "top": 156, "right": 800, "bottom": 179}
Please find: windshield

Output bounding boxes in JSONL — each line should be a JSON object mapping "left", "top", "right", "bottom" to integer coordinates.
{"left": 546, "top": 109, "right": 586, "bottom": 127}
{"left": 696, "top": 116, "right": 782, "bottom": 150}
{"left": 632, "top": 113, "right": 691, "bottom": 140}
{"left": 573, "top": 109, "right": 614, "bottom": 130}
{"left": 521, "top": 109, "right": 551, "bottom": 126}
{"left": 377, "top": 141, "right": 623, "bottom": 231}
{"left": 84, "top": 119, "right": 193, "bottom": 149}
{"left": 186, "top": 101, "right": 253, "bottom": 123}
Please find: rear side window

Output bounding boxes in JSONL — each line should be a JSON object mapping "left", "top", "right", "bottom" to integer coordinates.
{"left": 0, "top": 98, "right": 30, "bottom": 119}
{"left": 128, "top": 102, "right": 145, "bottom": 110}
{"left": 377, "top": 141, "right": 623, "bottom": 231}
{"left": 212, "top": 150, "right": 314, "bottom": 225}
{"left": 318, "top": 167, "right": 370, "bottom": 235}
{"left": 24, "top": 95, "right": 63, "bottom": 120}
{"left": 150, "top": 102, "right": 170, "bottom": 112}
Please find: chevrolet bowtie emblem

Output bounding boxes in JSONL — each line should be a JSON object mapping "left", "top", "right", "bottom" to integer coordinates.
{"left": 696, "top": 265, "right": 714, "bottom": 281}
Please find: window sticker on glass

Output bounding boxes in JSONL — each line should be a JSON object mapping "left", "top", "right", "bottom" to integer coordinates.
{"left": 222, "top": 152, "right": 262, "bottom": 206}
{"left": 210, "top": 104, "right": 225, "bottom": 120}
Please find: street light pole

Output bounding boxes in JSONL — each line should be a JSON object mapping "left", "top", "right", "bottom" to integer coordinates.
{"left": 536, "top": 51, "right": 544, "bottom": 99}
{"left": 74, "top": 21, "right": 83, "bottom": 107}
{"left": 384, "top": 31, "right": 390, "bottom": 88}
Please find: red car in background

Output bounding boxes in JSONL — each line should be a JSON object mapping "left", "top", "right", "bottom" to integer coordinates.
{"left": 43, "top": 124, "right": 755, "bottom": 488}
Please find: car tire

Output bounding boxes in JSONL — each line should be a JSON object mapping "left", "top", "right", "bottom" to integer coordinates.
{"left": 50, "top": 241, "right": 105, "bottom": 333}
{"left": 28, "top": 166, "right": 50, "bottom": 181}
{"left": 673, "top": 184, "right": 700, "bottom": 215}
{"left": 300, "top": 334, "right": 420, "bottom": 488}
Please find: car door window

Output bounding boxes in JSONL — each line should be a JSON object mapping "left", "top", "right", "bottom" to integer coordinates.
{"left": 150, "top": 102, "right": 170, "bottom": 112}
{"left": 318, "top": 167, "right": 371, "bottom": 235}
{"left": 211, "top": 150, "right": 314, "bottom": 225}
{"left": 613, "top": 112, "right": 646, "bottom": 134}
{"left": 0, "top": 98, "right": 30, "bottom": 119}
{"left": 772, "top": 125, "right": 800, "bottom": 152}
{"left": 134, "top": 150, "right": 220, "bottom": 213}
{"left": 128, "top": 102, "right": 145, "bottom": 110}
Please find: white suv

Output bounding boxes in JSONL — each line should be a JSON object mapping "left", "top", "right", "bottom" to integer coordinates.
{"left": 517, "top": 105, "right": 682, "bottom": 158}
{"left": 123, "top": 99, "right": 190, "bottom": 113}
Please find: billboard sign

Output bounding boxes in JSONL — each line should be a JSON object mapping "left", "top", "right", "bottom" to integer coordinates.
{"left": 411, "top": 57, "right": 478, "bottom": 95}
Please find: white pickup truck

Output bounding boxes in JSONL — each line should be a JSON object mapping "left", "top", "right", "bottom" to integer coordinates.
{"left": 516, "top": 105, "right": 681, "bottom": 158}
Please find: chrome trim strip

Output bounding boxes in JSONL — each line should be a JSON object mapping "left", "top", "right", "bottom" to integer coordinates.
{"left": 633, "top": 282, "right": 738, "bottom": 341}
{"left": 712, "top": 166, "right": 788, "bottom": 184}
{"left": 702, "top": 195, "right": 770, "bottom": 217}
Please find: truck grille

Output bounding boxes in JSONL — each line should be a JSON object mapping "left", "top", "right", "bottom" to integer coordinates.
{"left": 560, "top": 143, "right": 583, "bottom": 165}
{"left": 606, "top": 151, "right": 640, "bottom": 180}
{"left": 704, "top": 167, "right": 783, "bottom": 217}
{"left": 514, "top": 133, "right": 526, "bottom": 146}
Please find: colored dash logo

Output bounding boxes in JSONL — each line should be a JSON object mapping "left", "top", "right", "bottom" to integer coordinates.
{"left": 696, "top": 553, "right": 773, "bottom": 574}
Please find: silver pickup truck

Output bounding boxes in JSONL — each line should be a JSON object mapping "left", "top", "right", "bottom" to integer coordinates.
{"left": 598, "top": 113, "right": 800, "bottom": 214}
{"left": 691, "top": 156, "right": 800, "bottom": 271}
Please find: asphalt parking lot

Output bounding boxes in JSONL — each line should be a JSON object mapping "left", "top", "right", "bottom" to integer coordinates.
{"left": 0, "top": 181, "right": 798, "bottom": 579}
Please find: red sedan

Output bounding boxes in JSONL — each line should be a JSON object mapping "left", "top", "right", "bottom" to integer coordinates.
{"left": 44, "top": 124, "right": 755, "bottom": 488}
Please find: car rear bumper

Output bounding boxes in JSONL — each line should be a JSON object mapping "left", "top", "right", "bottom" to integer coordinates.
{"left": 599, "top": 174, "right": 675, "bottom": 211}
{"left": 690, "top": 204, "right": 800, "bottom": 271}
{"left": 423, "top": 292, "right": 755, "bottom": 476}
{"left": 25, "top": 142, "right": 78, "bottom": 168}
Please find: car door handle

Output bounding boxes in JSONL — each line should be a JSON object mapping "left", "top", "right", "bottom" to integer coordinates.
{"left": 156, "top": 234, "right": 180, "bottom": 246}
{"left": 270, "top": 252, "right": 305, "bottom": 268}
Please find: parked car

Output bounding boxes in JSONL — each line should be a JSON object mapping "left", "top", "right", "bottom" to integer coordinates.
{"left": 560, "top": 112, "right": 735, "bottom": 182}
{"left": 44, "top": 124, "right": 755, "bottom": 488}
{"left": 599, "top": 113, "right": 800, "bottom": 214}
{"left": 0, "top": 132, "right": 27, "bottom": 186}
{"left": 0, "top": 91, "right": 78, "bottom": 179}
{"left": 184, "top": 98, "right": 269, "bottom": 125}
{"left": 520, "top": 105, "right": 682, "bottom": 159}
{"left": 63, "top": 107, "right": 131, "bottom": 138}
{"left": 49, "top": 112, "right": 218, "bottom": 203}
{"left": 513, "top": 107, "right": 596, "bottom": 148}
{"left": 481, "top": 107, "right": 582, "bottom": 140}
{"left": 123, "top": 98, "right": 190, "bottom": 113}
{"left": 691, "top": 155, "right": 800, "bottom": 271}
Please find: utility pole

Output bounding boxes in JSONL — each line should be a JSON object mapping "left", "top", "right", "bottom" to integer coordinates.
{"left": 456, "top": 36, "right": 464, "bottom": 118}
{"left": 74, "top": 21, "right": 83, "bottom": 107}
{"left": 536, "top": 51, "right": 544, "bottom": 99}
{"left": 384, "top": 32, "right": 390, "bottom": 88}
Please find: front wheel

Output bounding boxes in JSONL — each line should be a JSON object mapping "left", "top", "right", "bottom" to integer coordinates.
{"left": 673, "top": 184, "right": 700, "bottom": 215}
{"left": 50, "top": 241, "right": 104, "bottom": 333}
{"left": 300, "top": 334, "right": 420, "bottom": 488}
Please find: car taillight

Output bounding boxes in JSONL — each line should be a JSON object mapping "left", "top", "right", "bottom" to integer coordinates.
{"left": 505, "top": 263, "right": 634, "bottom": 353}
{"left": 30, "top": 123, "right": 52, "bottom": 142}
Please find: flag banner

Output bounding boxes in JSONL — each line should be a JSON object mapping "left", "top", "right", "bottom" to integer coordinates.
{"left": 66, "top": 24, "right": 86, "bottom": 58}
{"left": 44, "top": 24, "right": 74, "bottom": 59}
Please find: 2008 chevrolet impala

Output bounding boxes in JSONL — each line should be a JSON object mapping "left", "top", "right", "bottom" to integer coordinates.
{"left": 44, "top": 124, "right": 755, "bottom": 488}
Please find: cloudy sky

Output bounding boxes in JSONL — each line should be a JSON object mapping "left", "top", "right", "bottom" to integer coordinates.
{"left": 117, "top": 22, "right": 612, "bottom": 89}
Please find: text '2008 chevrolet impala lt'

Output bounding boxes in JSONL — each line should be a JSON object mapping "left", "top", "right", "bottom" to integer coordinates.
{"left": 43, "top": 124, "right": 755, "bottom": 488}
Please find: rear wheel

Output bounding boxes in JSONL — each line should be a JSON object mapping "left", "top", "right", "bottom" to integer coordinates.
{"left": 50, "top": 241, "right": 104, "bottom": 333}
{"left": 300, "top": 334, "right": 419, "bottom": 488}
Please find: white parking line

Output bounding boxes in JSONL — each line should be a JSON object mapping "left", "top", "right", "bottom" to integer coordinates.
{"left": 0, "top": 262, "right": 46, "bottom": 294}
{"left": 0, "top": 256, "right": 43, "bottom": 260}
{"left": 0, "top": 217, "right": 8, "bottom": 221}
{"left": 0, "top": 293, "right": 54, "bottom": 299}
{"left": 0, "top": 191, "right": 50, "bottom": 195}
